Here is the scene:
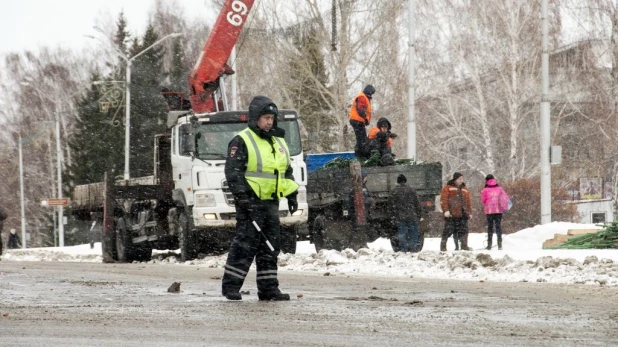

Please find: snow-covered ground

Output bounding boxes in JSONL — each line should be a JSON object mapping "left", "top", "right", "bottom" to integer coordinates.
{"left": 3, "top": 222, "right": 618, "bottom": 286}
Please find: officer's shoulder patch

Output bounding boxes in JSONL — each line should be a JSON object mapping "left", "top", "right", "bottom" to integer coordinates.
{"left": 229, "top": 146, "right": 238, "bottom": 158}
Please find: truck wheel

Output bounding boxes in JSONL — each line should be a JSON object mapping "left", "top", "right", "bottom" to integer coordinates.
{"left": 321, "top": 219, "right": 356, "bottom": 252}
{"left": 312, "top": 215, "right": 326, "bottom": 252}
{"left": 115, "top": 217, "right": 134, "bottom": 262}
{"left": 280, "top": 226, "right": 297, "bottom": 254}
{"left": 179, "top": 208, "right": 197, "bottom": 261}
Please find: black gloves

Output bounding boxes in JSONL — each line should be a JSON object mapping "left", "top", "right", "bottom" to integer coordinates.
{"left": 364, "top": 118, "right": 370, "bottom": 126}
{"left": 389, "top": 132, "right": 398, "bottom": 139}
{"left": 288, "top": 197, "right": 298, "bottom": 214}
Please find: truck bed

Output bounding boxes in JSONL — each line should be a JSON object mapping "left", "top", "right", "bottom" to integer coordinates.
{"left": 307, "top": 162, "right": 443, "bottom": 204}
{"left": 71, "top": 176, "right": 157, "bottom": 209}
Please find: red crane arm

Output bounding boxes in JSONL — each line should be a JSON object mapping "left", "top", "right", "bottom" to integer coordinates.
{"left": 189, "top": 0, "right": 255, "bottom": 113}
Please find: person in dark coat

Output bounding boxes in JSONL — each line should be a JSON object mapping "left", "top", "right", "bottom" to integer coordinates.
{"left": 348, "top": 84, "right": 376, "bottom": 159}
{"left": 7, "top": 229, "right": 20, "bottom": 249}
{"left": 0, "top": 205, "right": 6, "bottom": 254}
{"left": 366, "top": 117, "right": 397, "bottom": 166}
{"left": 388, "top": 174, "right": 422, "bottom": 252}
{"left": 439, "top": 172, "right": 472, "bottom": 251}
{"left": 221, "top": 95, "right": 299, "bottom": 301}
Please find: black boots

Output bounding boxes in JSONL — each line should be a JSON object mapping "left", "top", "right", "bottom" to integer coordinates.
{"left": 258, "top": 291, "right": 290, "bottom": 301}
{"left": 224, "top": 290, "right": 291, "bottom": 301}
{"left": 440, "top": 239, "right": 447, "bottom": 252}
{"left": 486, "top": 235, "right": 493, "bottom": 250}
{"left": 224, "top": 291, "right": 242, "bottom": 301}
{"left": 497, "top": 237, "right": 503, "bottom": 250}
{"left": 460, "top": 234, "right": 471, "bottom": 251}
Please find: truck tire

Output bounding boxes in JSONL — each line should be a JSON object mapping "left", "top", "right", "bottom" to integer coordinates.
{"left": 319, "top": 218, "right": 361, "bottom": 252}
{"left": 179, "top": 208, "right": 198, "bottom": 261}
{"left": 280, "top": 226, "right": 297, "bottom": 254}
{"left": 311, "top": 215, "right": 326, "bottom": 252}
{"left": 115, "top": 217, "right": 135, "bottom": 262}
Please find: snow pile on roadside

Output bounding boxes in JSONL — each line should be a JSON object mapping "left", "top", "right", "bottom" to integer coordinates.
{"left": 277, "top": 248, "right": 618, "bottom": 286}
{"left": 2, "top": 221, "right": 617, "bottom": 286}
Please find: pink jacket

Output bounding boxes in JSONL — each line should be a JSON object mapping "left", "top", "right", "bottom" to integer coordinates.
{"left": 481, "top": 179, "right": 510, "bottom": 214}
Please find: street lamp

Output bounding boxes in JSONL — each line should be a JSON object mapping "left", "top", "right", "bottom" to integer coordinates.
{"left": 89, "top": 28, "right": 182, "bottom": 180}
{"left": 21, "top": 80, "right": 81, "bottom": 248}
{"left": 10, "top": 130, "right": 27, "bottom": 249}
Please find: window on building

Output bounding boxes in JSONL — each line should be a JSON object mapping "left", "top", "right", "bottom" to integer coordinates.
{"left": 591, "top": 212, "right": 606, "bottom": 224}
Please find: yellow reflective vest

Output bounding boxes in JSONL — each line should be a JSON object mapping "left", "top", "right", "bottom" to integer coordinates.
{"left": 238, "top": 128, "right": 299, "bottom": 200}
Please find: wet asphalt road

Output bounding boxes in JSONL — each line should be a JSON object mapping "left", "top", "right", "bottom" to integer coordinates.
{"left": 1, "top": 261, "right": 618, "bottom": 346}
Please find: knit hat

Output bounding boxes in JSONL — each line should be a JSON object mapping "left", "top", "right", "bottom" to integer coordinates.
{"left": 452, "top": 172, "right": 463, "bottom": 181}
{"left": 259, "top": 103, "right": 278, "bottom": 117}
{"left": 485, "top": 174, "right": 495, "bottom": 181}
{"left": 363, "top": 84, "right": 375, "bottom": 96}
{"left": 397, "top": 174, "right": 407, "bottom": 184}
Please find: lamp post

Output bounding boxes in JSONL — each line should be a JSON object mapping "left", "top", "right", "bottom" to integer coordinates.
{"left": 20, "top": 80, "right": 79, "bottom": 248}
{"left": 90, "top": 28, "right": 182, "bottom": 180}
{"left": 10, "top": 131, "right": 27, "bottom": 249}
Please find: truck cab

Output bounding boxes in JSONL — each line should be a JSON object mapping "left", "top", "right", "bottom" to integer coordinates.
{"left": 168, "top": 109, "right": 308, "bottom": 254}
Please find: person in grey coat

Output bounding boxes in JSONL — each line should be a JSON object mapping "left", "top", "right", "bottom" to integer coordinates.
{"left": 388, "top": 174, "right": 422, "bottom": 252}
{"left": 7, "top": 229, "right": 20, "bottom": 249}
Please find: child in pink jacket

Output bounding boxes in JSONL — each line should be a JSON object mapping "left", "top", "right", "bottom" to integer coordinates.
{"left": 481, "top": 174, "right": 510, "bottom": 250}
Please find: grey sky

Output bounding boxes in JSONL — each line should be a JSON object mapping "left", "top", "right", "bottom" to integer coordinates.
{"left": 0, "top": 0, "right": 212, "bottom": 55}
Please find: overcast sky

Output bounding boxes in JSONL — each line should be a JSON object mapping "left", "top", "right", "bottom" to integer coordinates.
{"left": 0, "top": 0, "right": 213, "bottom": 55}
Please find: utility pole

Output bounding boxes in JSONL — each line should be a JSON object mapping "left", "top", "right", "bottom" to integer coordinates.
{"left": 407, "top": 0, "right": 416, "bottom": 160}
{"left": 540, "top": 0, "right": 551, "bottom": 224}
{"left": 18, "top": 134, "right": 26, "bottom": 248}
{"left": 55, "top": 107, "right": 65, "bottom": 247}
{"left": 9, "top": 130, "right": 27, "bottom": 248}
{"left": 231, "top": 46, "right": 238, "bottom": 111}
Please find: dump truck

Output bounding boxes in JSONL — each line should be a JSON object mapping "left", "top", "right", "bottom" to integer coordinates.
{"left": 305, "top": 152, "right": 442, "bottom": 252}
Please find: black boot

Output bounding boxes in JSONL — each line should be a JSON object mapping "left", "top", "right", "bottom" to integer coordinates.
{"left": 486, "top": 235, "right": 492, "bottom": 250}
{"left": 460, "top": 233, "right": 471, "bottom": 251}
{"left": 258, "top": 290, "right": 290, "bottom": 301}
{"left": 224, "top": 291, "right": 242, "bottom": 301}
{"left": 497, "top": 237, "right": 503, "bottom": 250}
{"left": 440, "top": 239, "right": 447, "bottom": 252}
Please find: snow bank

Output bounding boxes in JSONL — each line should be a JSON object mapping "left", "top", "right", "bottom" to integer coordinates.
{"left": 2, "top": 222, "right": 617, "bottom": 286}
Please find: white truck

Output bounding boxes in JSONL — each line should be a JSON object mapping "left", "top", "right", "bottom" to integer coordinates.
{"left": 72, "top": 109, "right": 308, "bottom": 262}
{"left": 71, "top": 0, "right": 307, "bottom": 262}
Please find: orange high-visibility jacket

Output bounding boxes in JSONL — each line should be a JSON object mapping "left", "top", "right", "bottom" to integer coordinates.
{"left": 368, "top": 127, "right": 392, "bottom": 147}
{"left": 348, "top": 92, "right": 372, "bottom": 123}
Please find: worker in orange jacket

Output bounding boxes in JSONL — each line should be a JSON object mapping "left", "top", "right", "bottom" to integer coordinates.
{"left": 440, "top": 172, "right": 472, "bottom": 251}
{"left": 348, "top": 84, "right": 375, "bottom": 159}
{"left": 366, "top": 117, "right": 396, "bottom": 166}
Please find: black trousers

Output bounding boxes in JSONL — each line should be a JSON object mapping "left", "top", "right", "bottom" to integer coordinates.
{"left": 349, "top": 119, "right": 368, "bottom": 158}
{"left": 441, "top": 218, "right": 468, "bottom": 242}
{"left": 222, "top": 200, "right": 281, "bottom": 295}
{"left": 486, "top": 213, "right": 503, "bottom": 239}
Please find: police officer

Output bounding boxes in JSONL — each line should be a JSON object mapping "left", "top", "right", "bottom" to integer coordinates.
{"left": 222, "top": 95, "right": 299, "bottom": 301}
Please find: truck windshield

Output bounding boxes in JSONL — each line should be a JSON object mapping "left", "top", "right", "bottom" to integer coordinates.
{"left": 192, "top": 120, "right": 302, "bottom": 160}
